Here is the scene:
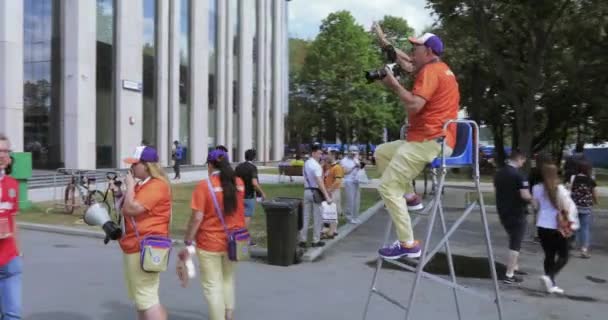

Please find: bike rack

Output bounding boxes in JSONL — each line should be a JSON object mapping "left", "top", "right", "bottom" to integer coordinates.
{"left": 363, "top": 120, "right": 503, "bottom": 320}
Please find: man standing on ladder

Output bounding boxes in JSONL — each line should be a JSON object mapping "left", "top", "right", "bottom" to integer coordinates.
{"left": 372, "top": 23, "right": 460, "bottom": 259}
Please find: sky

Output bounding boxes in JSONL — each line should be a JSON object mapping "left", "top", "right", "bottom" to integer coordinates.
{"left": 288, "top": 0, "right": 436, "bottom": 40}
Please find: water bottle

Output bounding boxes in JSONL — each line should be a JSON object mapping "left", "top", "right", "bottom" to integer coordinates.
{"left": 185, "top": 245, "right": 196, "bottom": 279}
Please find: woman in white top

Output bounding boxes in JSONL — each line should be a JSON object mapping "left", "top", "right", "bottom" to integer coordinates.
{"left": 532, "top": 164, "right": 571, "bottom": 294}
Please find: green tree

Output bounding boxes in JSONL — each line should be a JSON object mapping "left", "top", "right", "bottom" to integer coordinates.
{"left": 298, "top": 11, "right": 391, "bottom": 144}
{"left": 428, "top": 0, "right": 608, "bottom": 164}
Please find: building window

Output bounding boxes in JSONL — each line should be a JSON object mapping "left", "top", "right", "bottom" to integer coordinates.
{"left": 208, "top": 0, "right": 217, "bottom": 149}
{"left": 179, "top": 0, "right": 191, "bottom": 163}
{"left": 142, "top": 0, "right": 157, "bottom": 148}
{"left": 96, "top": 0, "right": 115, "bottom": 168}
{"left": 23, "top": 0, "right": 62, "bottom": 169}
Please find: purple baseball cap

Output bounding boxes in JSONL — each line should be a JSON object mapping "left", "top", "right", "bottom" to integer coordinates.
{"left": 207, "top": 149, "right": 228, "bottom": 164}
{"left": 124, "top": 146, "right": 159, "bottom": 164}
{"left": 409, "top": 33, "right": 444, "bottom": 56}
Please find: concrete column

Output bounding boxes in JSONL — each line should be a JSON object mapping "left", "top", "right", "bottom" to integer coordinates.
{"left": 238, "top": 0, "right": 253, "bottom": 162}
{"left": 0, "top": 0, "right": 23, "bottom": 151}
{"left": 272, "top": 0, "right": 283, "bottom": 160}
{"left": 255, "top": 0, "right": 265, "bottom": 160}
{"left": 190, "top": 0, "right": 209, "bottom": 164}
{"left": 215, "top": 0, "right": 227, "bottom": 147}
{"left": 225, "top": 0, "right": 235, "bottom": 157}
{"left": 61, "top": 0, "right": 97, "bottom": 169}
{"left": 115, "top": 0, "right": 143, "bottom": 168}
{"left": 168, "top": 0, "right": 180, "bottom": 146}
{"left": 156, "top": 0, "right": 170, "bottom": 165}
{"left": 282, "top": 0, "right": 289, "bottom": 153}
{"left": 263, "top": 0, "right": 272, "bottom": 162}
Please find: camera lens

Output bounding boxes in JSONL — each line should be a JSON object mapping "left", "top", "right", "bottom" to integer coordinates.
{"left": 364, "top": 68, "right": 387, "bottom": 83}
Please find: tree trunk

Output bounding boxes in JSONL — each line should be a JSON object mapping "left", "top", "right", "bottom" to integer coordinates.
{"left": 492, "top": 122, "right": 506, "bottom": 167}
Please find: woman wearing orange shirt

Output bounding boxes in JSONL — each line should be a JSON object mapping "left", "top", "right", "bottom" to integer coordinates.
{"left": 121, "top": 146, "right": 172, "bottom": 320}
{"left": 180, "top": 149, "right": 245, "bottom": 320}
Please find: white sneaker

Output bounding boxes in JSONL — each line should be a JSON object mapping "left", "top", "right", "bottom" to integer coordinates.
{"left": 540, "top": 275, "right": 553, "bottom": 292}
{"left": 549, "top": 286, "right": 564, "bottom": 294}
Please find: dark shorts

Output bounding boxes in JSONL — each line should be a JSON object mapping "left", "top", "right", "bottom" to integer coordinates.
{"left": 499, "top": 215, "right": 527, "bottom": 252}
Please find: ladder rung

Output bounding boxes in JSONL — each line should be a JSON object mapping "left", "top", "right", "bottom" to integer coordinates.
{"left": 382, "top": 259, "right": 496, "bottom": 303}
{"left": 372, "top": 288, "right": 408, "bottom": 311}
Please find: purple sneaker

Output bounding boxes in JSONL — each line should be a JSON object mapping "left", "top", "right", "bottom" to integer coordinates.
{"left": 378, "top": 241, "right": 422, "bottom": 260}
{"left": 405, "top": 194, "right": 424, "bottom": 211}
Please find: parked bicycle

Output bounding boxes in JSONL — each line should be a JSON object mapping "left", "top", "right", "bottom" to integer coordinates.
{"left": 60, "top": 169, "right": 118, "bottom": 216}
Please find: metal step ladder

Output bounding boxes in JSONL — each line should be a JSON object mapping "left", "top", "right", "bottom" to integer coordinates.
{"left": 362, "top": 120, "right": 503, "bottom": 320}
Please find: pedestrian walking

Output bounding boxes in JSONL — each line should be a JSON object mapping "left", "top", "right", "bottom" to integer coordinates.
{"left": 235, "top": 149, "right": 266, "bottom": 245}
{"left": 532, "top": 164, "right": 575, "bottom": 294}
{"left": 0, "top": 134, "right": 22, "bottom": 320}
{"left": 493, "top": 150, "right": 532, "bottom": 284}
{"left": 301, "top": 144, "right": 332, "bottom": 248}
{"left": 570, "top": 160, "right": 598, "bottom": 258}
{"left": 121, "top": 146, "right": 171, "bottom": 319}
{"left": 341, "top": 146, "right": 362, "bottom": 224}
{"left": 172, "top": 141, "right": 184, "bottom": 180}
{"left": 180, "top": 149, "right": 246, "bottom": 320}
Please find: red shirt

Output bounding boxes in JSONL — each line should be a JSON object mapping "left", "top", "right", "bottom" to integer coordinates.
{"left": 0, "top": 175, "right": 19, "bottom": 266}
{"left": 409, "top": 61, "right": 460, "bottom": 149}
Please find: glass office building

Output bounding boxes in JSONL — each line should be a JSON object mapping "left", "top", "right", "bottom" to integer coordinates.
{"left": 0, "top": 0, "right": 289, "bottom": 170}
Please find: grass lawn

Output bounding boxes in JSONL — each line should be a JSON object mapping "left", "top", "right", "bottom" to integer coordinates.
{"left": 18, "top": 183, "right": 381, "bottom": 247}
{"left": 465, "top": 192, "right": 608, "bottom": 210}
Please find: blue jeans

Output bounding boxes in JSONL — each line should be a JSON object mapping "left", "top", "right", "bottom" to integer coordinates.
{"left": 577, "top": 207, "right": 592, "bottom": 249}
{"left": 0, "top": 257, "right": 22, "bottom": 320}
{"left": 244, "top": 198, "right": 256, "bottom": 218}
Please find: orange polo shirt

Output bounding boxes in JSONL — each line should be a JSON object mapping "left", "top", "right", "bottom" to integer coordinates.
{"left": 191, "top": 175, "right": 246, "bottom": 253}
{"left": 408, "top": 61, "right": 460, "bottom": 149}
{"left": 324, "top": 162, "right": 344, "bottom": 191}
{"left": 119, "top": 178, "right": 172, "bottom": 254}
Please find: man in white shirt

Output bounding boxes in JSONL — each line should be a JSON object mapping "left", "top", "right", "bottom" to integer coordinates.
{"left": 341, "top": 145, "right": 362, "bottom": 224}
{"left": 301, "top": 144, "right": 332, "bottom": 248}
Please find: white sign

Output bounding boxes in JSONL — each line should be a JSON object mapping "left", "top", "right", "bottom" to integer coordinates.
{"left": 122, "top": 80, "right": 142, "bottom": 92}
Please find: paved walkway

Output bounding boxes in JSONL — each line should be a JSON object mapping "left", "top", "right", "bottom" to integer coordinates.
{"left": 22, "top": 201, "right": 608, "bottom": 319}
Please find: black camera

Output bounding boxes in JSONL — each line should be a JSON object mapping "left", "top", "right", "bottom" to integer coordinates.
{"left": 365, "top": 45, "right": 403, "bottom": 83}
{"left": 364, "top": 63, "right": 403, "bottom": 83}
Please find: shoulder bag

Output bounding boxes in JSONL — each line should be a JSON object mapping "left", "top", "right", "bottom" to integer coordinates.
{"left": 207, "top": 179, "right": 251, "bottom": 261}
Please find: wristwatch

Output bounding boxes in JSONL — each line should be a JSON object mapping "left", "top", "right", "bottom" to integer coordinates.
{"left": 184, "top": 240, "right": 193, "bottom": 246}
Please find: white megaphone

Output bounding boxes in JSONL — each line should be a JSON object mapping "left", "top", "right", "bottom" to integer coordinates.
{"left": 84, "top": 203, "right": 122, "bottom": 244}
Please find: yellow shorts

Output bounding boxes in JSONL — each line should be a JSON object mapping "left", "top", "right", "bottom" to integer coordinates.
{"left": 123, "top": 253, "right": 161, "bottom": 311}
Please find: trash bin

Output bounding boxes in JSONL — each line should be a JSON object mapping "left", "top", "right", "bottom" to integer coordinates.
{"left": 262, "top": 197, "right": 302, "bottom": 266}
{"left": 9, "top": 152, "right": 32, "bottom": 209}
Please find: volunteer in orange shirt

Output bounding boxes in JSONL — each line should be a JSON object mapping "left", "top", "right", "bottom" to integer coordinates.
{"left": 323, "top": 150, "right": 344, "bottom": 239}
{"left": 179, "top": 149, "right": 245, "bottom": 320}
{"left": 373, "top": 24, "right": 460, "bottom": 259}
{"left": 121, "top": 146, "right": 171, "bottom": 320}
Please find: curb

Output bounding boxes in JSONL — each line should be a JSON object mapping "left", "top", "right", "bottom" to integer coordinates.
{"left": 301, "top": 200, "right": 384, "bottom": 262}
{"left": 17, "top": 222, "right": 270, "bottom": 258}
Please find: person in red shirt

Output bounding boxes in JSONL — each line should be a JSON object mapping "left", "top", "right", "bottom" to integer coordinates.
{"left": 373, "top": 24, "right": 460, "bottom": 259}
{"left": 179, "top": 149, "right": 245, "bottom": 320}
{"left": 0, "top": 134, "right": 22, "bottom": 320}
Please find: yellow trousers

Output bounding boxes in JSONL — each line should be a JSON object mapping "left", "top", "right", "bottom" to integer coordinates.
{"left": 123, "top": 253, "right": 161, "bottom": 311}
{"left": 197, "top": 249, "right": 236, "bottom": 320}
{"left": 375, "top": 140, "right": 443, "bottom": 242}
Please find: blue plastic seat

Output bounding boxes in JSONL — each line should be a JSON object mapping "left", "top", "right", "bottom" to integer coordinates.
{"left": 430, "top": 122, "right": 474, "bottom": 168}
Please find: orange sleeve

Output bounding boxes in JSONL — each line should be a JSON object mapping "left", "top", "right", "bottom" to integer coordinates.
{"left": 190, "top": 181, "right": 207, "bottom": 212}
{"left": 412, "top": 66, "right": 439, "bottom": 101}
{"left": 134, "top": 180, "right": 167, "bottom": 211}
